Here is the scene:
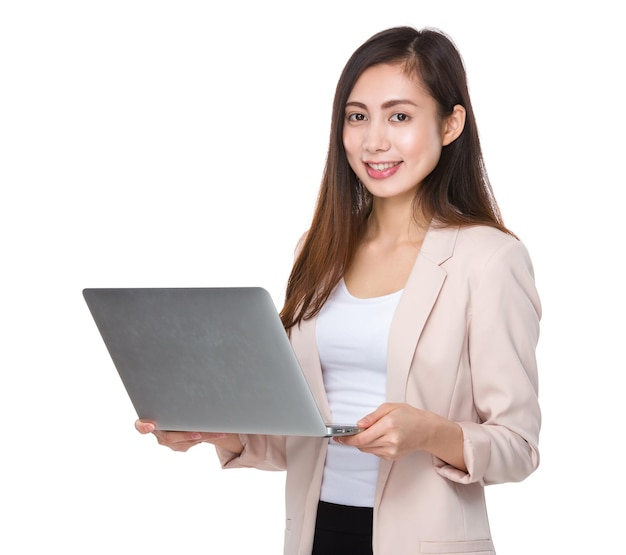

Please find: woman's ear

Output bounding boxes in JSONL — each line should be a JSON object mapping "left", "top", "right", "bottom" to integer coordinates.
{"left": 442, "top": 104, "right": 466, "bottom": 146}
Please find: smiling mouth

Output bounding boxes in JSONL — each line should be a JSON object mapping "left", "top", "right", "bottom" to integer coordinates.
{"left": 367, "top": 162, "right": 400, "bottom": 171}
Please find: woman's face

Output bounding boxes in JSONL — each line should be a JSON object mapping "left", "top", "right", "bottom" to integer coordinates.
{"left": 342, "top": 63, "right": 449, "bottom": 203}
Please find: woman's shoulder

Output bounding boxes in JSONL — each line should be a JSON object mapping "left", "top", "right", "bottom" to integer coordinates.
{"left": 449, "top": 224, "right": 533, "bottom": 270}
{"left": 457, "top": 223, "right": 516, "bottom": 243}
{"left": 456, "top": 224, "right": 522, "bottom": 252}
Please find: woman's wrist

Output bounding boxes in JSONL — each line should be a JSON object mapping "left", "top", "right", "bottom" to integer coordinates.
{"left": 427, "top": 415, "right": 467, "bottom": 472}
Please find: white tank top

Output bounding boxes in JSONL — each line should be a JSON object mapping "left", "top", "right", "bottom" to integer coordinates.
{"left": 316, "top": 279, "right": 402, "bottom": 507}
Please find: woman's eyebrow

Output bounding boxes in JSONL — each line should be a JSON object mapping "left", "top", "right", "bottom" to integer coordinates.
{"left": 345, "top": 99, "right": 418, "bottom": 110}
{"left": 381, "top": 99, "right": 418, "bottom": 109}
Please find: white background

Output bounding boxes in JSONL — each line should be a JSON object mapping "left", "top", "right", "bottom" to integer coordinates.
{"left": 1, "top": 1, "right": 623, "bottom": 553}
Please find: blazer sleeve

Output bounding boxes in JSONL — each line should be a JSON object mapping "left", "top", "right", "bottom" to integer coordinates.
{"left": 216, "top": 434, "right": 287, "bottom": 471}
{"left": 435, "top": 239, "right": 541, "bottom": 486}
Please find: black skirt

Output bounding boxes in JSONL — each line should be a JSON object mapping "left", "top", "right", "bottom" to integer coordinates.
{"left": 311, "top": 501, "right": 373, "bottom": 555}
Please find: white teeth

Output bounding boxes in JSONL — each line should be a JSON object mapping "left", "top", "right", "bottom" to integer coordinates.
{"left": 368, "top": 162, "right": 398, "bottom": 171}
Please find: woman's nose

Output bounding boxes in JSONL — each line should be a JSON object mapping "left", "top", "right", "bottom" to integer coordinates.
{"left": 363, "top": 121, "right": 390, "bottom": 153}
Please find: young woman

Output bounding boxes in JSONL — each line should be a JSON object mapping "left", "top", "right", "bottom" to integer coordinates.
{"left": 137, "top": 26, "right": 541, "bottom": 555}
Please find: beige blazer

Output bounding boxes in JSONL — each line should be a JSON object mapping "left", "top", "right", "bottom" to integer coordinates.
{"left": 218, "top": 223, "right": 541, "bottom": 555}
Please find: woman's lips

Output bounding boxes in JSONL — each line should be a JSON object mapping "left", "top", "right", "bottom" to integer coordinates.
{"left": 365, "top": 161, "right": 401, "bottom": 179}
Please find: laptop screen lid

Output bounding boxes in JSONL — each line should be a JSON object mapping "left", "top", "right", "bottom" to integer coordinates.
{"left": 83, "top": 287, "right": 360, "bottom": 437}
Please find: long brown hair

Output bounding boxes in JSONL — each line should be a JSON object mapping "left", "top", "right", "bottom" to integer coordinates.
{"left": 280, "top": 26, "right": 512, "bottom": 331}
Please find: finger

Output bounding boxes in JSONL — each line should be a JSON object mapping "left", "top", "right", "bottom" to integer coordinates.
{"left": 357, "top": 403, "right": 396, "bottom": 428}
{"left": 335, "top": 425, "right": 384, "bottom": 448}
{"left": 135, "top": 419, "right": 157, "bottom": 434}
{"left": 152, "top": 430, "right": 228, "bottom": 445}
{"left": 153, "top": 430, "right": 202, "bottom": 444}
{"left": 156, "top": 439, "right": 200, "bottom": 452}
{"left": 200, "top": 432, "right": 228, "bottom": 441}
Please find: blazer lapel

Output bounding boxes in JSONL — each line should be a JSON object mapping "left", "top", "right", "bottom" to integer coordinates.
{"left": 375, "top": 225, "right": 459, "bottom": 511}
{"left": 386, "top": 224, "right": 459, "bottom": 406}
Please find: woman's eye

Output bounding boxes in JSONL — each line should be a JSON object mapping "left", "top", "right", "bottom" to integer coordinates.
{"left": 391, "top": 113, "right": 409, "bottom": 122}
{"left": 347, "top": 113, "right": 367, "bottom": 122}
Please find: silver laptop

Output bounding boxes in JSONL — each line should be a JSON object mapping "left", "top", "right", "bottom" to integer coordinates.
{"left": 83, "top": 287, "right": 360, "bottom": 437}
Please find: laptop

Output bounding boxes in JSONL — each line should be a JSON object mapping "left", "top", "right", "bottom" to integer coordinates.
{"left": 83, "top": 287, "right": 361, "bottom": 437}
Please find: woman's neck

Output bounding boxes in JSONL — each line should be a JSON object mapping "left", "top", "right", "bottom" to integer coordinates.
{"left": 366, "top": 198, "right": 429, "bottom": 247}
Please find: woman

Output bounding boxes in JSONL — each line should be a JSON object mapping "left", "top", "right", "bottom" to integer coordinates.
{"left": 137, "top": 26, "right": 541, "bottom": 555}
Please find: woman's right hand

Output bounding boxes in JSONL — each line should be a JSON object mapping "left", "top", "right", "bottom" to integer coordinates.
{"left": 135, "top": 419, "right": 244, "bottom": 454}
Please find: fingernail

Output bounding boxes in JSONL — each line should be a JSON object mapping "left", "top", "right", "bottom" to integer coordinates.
{"left": 190, "top": 433, "right": 202, "bottom": 440}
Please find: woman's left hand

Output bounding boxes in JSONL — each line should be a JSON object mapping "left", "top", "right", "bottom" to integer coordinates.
{"left": 335, "top": 403, "right": 466, "bottom": 470}
{"left": 335, "top": 403, "right": 431, "bottom": 460}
